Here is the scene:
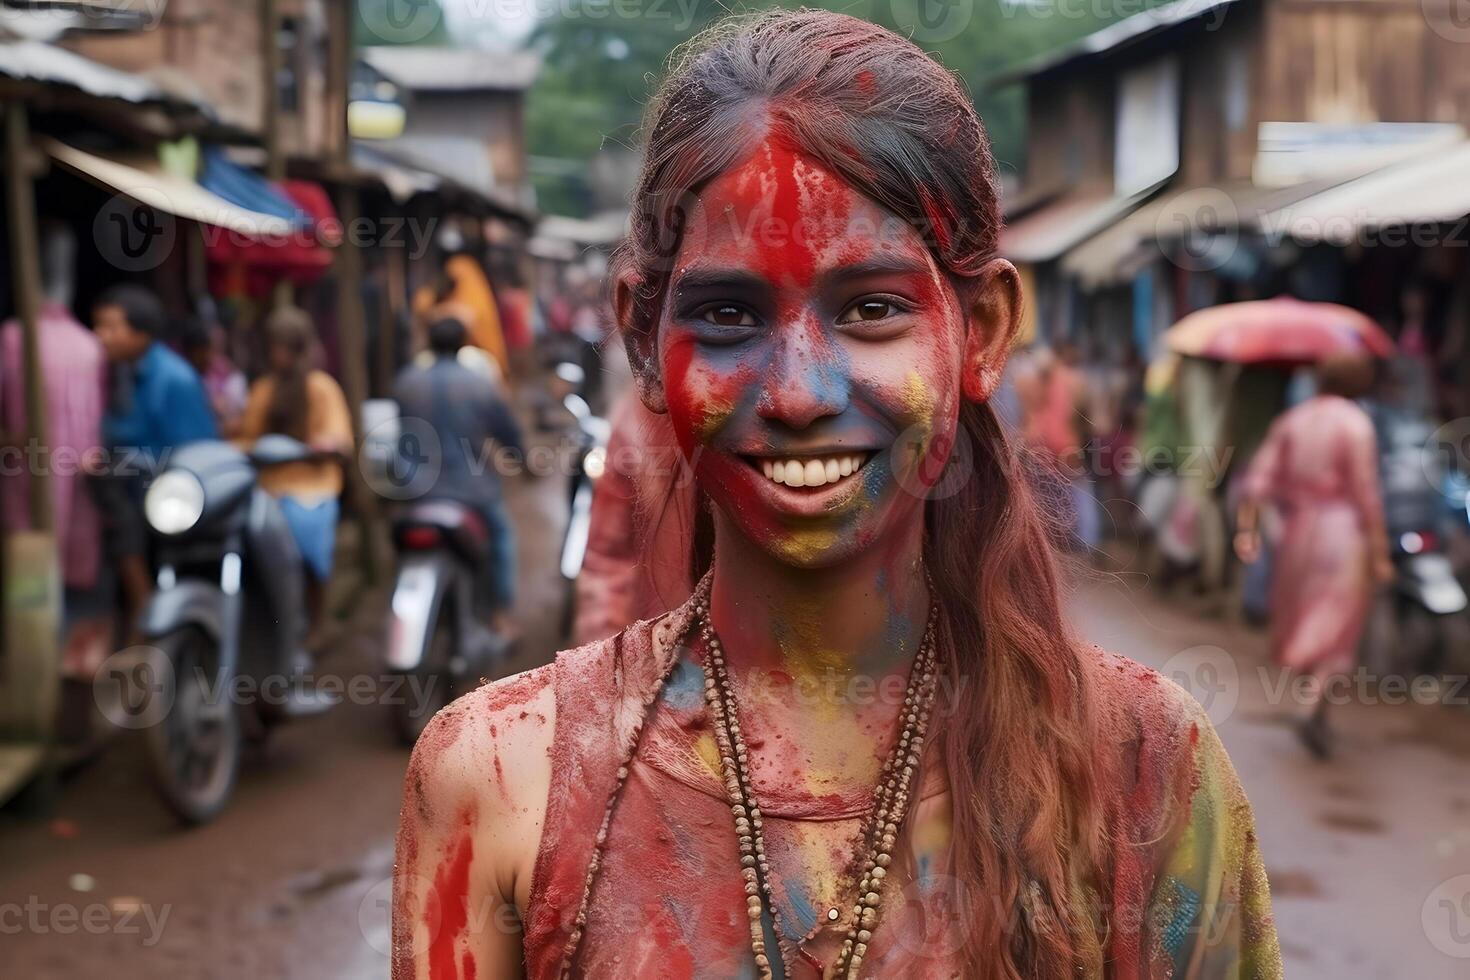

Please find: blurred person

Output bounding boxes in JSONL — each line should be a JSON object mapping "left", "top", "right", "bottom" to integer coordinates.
{"left": 394, "top": 13, "right": 1279, "bottom": 980}
{"left": 412, "top": 252, "right": 509, "bottom": 380}
{"left": 1032, "top": 339, "right": 1101, "bottom": 550}
{"left": 572, "top": 391, "right": 694, "bottom": 646}
{"left": 181, "top": 317, "right": 248, "bottom": 437}
{"left": 1, "top": 222, "right": 106, "bottom": 594}
{"left": 238, "top": 306, "right": 352, "bottom": 642}
{"left": 95, "top": 284, "right": 217, "bottom": 632}
{"left": 1235, "top": 353, "right": 1390, "bottom": 759}
{"left": 392, "top": 317, "right": 524, "bottom": 636}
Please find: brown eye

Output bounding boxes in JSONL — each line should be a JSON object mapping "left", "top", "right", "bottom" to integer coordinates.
{"left": 838, "top": 300, "right": 895, "bottom": 324}
{"left": 702, "top": 304, "right": 756, "bottom": 327}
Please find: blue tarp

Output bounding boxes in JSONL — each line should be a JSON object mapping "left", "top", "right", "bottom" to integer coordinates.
{"left": 199, "top": 148, "right": 306, "bottom": 228}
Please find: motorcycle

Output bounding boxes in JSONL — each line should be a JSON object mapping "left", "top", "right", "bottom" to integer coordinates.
{"left": 385, "top": 498, "right": 509, "bottom": 744}
{"left": 551, "top": 363, "right": 611, "bottom": 639}
{"left": 137, "top": 435, "right": 336, "bottom": 823}
{"left": 1373, "top": 406, "right": 1468, "bottom": 674}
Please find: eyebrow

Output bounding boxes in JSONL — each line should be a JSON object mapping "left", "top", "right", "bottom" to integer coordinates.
{"left": 672, "top": 256, "right": 932, "bottom": 295}
{"left": 671, "top": 268, "right": 770, "bottom": 294}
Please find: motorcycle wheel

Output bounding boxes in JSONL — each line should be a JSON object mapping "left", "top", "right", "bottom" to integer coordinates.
{"left": 391, "top": 613, "right": 456, "bottom": 746}
{"left": 142, "top": 627, "right": 241, "bottom": 825}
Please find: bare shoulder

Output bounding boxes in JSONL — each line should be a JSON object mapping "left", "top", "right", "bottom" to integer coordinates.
{"left": 1086, "top": 646, "right": 1212, "bottom": 754}
{"left": 401, "top": 665, "right": 557, "bottom": 898}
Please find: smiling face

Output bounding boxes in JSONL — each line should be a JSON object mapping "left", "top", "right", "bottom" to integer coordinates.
{"left": 645, "top": 136, "right": 979, "bottom": 568}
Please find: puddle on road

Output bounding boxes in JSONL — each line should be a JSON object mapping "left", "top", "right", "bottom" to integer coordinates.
{"left": 1317, "top": 810, "right": 1386, "bottom": 834}
{"left": 1269, "top": 869, "right": 1324, "bottom": 898}
{"left": 284, "top": 842, "right": 395, "bottom": 905}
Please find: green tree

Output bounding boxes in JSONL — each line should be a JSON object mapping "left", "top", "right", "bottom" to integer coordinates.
{"left": 524, "top": 0, "right": 1165, "bottom": 216}
{"left": 356, "top": 0, "right": 452, "bottom": 47}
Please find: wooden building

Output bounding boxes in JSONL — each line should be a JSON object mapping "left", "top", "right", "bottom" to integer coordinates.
{"left": 994, "top": 0, "right": 1470, "bottom": 353}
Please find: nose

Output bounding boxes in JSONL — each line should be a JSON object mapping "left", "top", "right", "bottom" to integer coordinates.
{"left": 756, "top": 321, "right": 850, "bottom": 430}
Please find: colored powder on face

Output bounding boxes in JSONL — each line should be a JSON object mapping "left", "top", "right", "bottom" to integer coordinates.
{"left": 427, "top": 828, "right": 474, "bottom": 980}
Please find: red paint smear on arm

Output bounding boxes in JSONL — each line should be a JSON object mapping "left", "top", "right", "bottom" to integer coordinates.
{"left": 427, "top": 826, "right": 475, "bottom": 980}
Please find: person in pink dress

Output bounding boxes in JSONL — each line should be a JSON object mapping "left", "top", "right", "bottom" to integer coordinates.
{"left": 1235, "top": 353, "right": 1391, "bottom": 757}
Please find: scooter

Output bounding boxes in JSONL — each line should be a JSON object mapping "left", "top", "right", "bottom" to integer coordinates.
{"left": 137, "top": 435, "right": 336, "bottom": 824}
{"left": 554, "top": 363, "right": 611, "bottom": 639}
{"left": 385, "top": 498, "right": 509, "bottom": 744}
{"left": 1375, "top": 407, "right": 1468, "bottom": 673}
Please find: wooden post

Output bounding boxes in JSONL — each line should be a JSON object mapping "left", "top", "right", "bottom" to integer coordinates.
{"left": 262, "top": 0, "right": 294, "bottom": 310}
{"left": 4, "top": 100, "right": 52, "bottom": 533}
{"left": 327, "top": 0, "right": 387, "bottom": 584}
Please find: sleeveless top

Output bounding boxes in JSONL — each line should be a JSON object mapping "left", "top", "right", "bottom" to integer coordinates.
{"left": 519, "top": 595, "right": 1283, "bottom": 980}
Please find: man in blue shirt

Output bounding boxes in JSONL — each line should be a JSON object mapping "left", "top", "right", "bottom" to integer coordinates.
{"left": 93, "top": 284, "right": 217, "bottom": 632}
{"left": 95, "top": 285, "right": 216, "bottom": 461}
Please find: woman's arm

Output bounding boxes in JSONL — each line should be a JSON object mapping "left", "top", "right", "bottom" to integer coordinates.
{"left": 1234, "top": 417, "right": 1287, "bottom": 564}
{"left": 392, "top": 671, "right": 556, "bottom": 980}
{"left": 1144, "top": 706, "right": 1282, "bottom": 979}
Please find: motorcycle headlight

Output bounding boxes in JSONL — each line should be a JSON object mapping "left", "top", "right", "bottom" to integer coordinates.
{"left": 144, "top": 471, "right": 205, "bottom": 535}
{"left": 583, "top": 445, "right": 607, "bottom": 481}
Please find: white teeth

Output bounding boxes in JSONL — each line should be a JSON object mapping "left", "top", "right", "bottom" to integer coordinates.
{"left": 758, "top": 453, "right": 869, "bottom": 488}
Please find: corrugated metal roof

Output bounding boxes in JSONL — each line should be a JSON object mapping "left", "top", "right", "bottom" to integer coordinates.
{"left": 986, "top": 0, "right": 1242, "bottom": 89}
{"left": 0, "top": 37, "right": 202, "bottom": 109}
{"left": 361, "top": 46, "right": 541, "bottom": 93}
{"left": 1001, "top": 185, "right": 1159, "bottom": 264}
{"left": 1260, "top": 141, "right": 1470, "bottom": 244}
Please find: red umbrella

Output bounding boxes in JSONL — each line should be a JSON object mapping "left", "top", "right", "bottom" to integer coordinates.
{"left": 1165, "top": 297, "right": 1395, "bottom": 365}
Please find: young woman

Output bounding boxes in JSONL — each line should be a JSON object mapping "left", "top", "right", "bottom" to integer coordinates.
{"left": 1235, "top": 354, "right": 1389, "bottom": 758}
{"left": 393, "top": 12, "right": 1280, "bottom": 979}
{"left": 238, "top": 306, "right": 352, "bottom": 632}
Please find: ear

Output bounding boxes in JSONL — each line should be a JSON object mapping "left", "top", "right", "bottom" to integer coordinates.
{"left": 614, "top": 273, "right": 668, "bottom": 414}
{"left": 961, "top": 258, "right": 1022, "bottom": 404}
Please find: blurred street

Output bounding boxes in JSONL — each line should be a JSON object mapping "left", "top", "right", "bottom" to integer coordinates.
{"left": 4, "top": 470, "right": 1470, "bottom": 978}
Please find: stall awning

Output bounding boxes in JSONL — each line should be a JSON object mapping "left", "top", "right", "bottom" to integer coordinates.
{"left": 1000, "top": 186, "right": 1157, "bottom": 264}
{"left": 44, "top": 138, "right": 294, "bottom": 237}
{"left": 1259, "top": 141, "right": 1470, "bottom": 244}
{"left": 1061, "top": 179, "right": 1345, "bottom": 287}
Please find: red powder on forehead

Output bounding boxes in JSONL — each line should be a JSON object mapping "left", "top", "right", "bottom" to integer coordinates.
{"left": 723, "top": 135, "right": 856, "bottom": 289}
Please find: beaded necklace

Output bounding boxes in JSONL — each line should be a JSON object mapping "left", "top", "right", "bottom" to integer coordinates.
{"left": 556, "top": 576, "right": 942, "bottom": 980}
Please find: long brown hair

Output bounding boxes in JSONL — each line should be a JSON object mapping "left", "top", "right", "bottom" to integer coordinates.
{"left": 263, "top": 305, "right": 314, "bottom": 442}
{"left": 612, "top": 11, "right": 1113, "bottom": 977}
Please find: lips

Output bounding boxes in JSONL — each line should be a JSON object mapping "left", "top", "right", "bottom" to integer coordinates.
{"left": 754, "top": 453, "right": 872, "bottom": 489}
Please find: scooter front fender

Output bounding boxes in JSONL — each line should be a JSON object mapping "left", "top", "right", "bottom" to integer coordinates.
{"left": 141, "top": 580, "right": 226, "bottom": 643}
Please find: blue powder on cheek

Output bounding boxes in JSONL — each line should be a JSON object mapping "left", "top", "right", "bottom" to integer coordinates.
{"left": 663, "top": 658, "right": 705, "bottom": 711}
